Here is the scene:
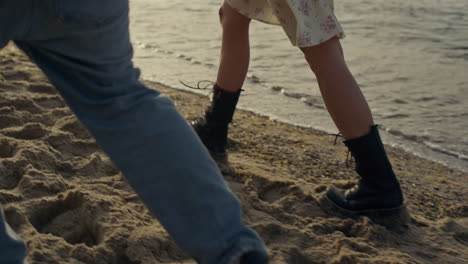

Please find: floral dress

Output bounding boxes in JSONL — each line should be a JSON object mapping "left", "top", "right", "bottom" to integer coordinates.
{"left": 225, "top": 0, "right": 345, "bottom": 47}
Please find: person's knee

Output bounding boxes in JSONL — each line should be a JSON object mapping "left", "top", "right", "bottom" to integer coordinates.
{"left": 219, "top": 3, "right": 251, "bottom": 28}
{"left": 300, "top": 37, "right": 344, "bottom": 73}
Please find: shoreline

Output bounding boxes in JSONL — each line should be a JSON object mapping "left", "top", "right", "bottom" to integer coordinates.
{"left": 1, "top": 44, "right": 467, "bottom": 263}
{"left": 146, "top": 79, "right": 468, "bottom": 174}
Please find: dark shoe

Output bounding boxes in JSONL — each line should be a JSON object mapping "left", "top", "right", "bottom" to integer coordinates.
{"left": 239, "top": 251, "right": 269, "bottom": 264}
{"left": 320, "top": 186, "right": 410, "bottom": 230}
{"left": 319, "top": 125, "right": 410, "bottom": 229}
{"left": 193, "top": 119, "right": 229, "bottom": 155}
{"left": 192, "top": 84, "right": 241, "bottom": 155}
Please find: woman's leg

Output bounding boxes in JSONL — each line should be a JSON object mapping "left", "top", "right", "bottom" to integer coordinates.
{"left": 300, "top": 37, "right": 373, "bottom": 140}
{"left": 216, "top": 1, "right": 251, "bottom": 92}
{"left": 301, "top": 38, "right": 407, "bottom": 227}
{"left": 193, "top": 2, "right": 251, "bottom": 154}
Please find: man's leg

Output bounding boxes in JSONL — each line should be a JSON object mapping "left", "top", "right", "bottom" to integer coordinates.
{"left": 12, "top": 1, "right": 267, "bottom": 263}
{"left": 0, "top": 206, "right": 26, "bottom": 264}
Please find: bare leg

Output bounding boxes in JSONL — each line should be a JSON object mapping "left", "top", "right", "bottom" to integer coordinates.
{"left": 216, "top": 1, "right": 251, "bottom": 92}
{"left": 301, "top": 37, "right": 374, "bottom": 140}
{"left": 192, "top": 2, "right": 252, "bottom": 154}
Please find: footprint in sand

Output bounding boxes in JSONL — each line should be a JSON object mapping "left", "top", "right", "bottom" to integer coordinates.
{"left": 27, "top": 191, "right": 101, "bottom": 247}
{"left": 0, "top": 137, "right": 17, "bottom": 158}
{"left": 2, "top": 122, "right": 49, "bottom": 140}
{"left": 254, "top": 179, "right": 325, "bottom": 218}
{"left": 0, "top": 159, "right": 27, "bottom": 190}
{"left": 439, "top": 218, "right": 468, "bottom": 247}
{"left": 258, "top": 181, "right": 293, "bottom": 204}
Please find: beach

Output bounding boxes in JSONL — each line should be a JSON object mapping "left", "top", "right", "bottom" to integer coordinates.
{"left": 129, "top": 0, "right": 468, "bottom": 172}
{"left": 0, "top": 44, "right": 467, "bottom": 263}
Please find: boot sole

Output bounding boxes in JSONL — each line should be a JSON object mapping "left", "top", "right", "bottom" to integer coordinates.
{"left": 318, "top": 193, "right": 411, "bottom": 231}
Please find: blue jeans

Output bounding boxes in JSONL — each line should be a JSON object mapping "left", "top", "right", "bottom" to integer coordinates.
{"left": 0, "top": 1, "right": 267, "bottom": 263}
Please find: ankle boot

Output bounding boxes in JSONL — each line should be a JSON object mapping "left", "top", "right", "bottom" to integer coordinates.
{"left": 320, "top": 125, "right": 409, "bottom": 228}
{"left": 193, "top": 84, "right": 241, "bottom": 155}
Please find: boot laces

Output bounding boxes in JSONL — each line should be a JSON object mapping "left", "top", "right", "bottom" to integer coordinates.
{"left": 331, "top": 132, "right": 354, "bottom": 167}
{"left": 179, "top": 80, "right": 214, "bottom": 90}
{"left": 180, "top": 80, "right": 216, "bottom": 126}
{"left": 179, "top": 80, "right": 245, "bottom": 94}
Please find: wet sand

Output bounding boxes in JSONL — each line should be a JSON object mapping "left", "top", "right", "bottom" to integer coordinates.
{"left": 1, "top": 44, "right": 467, "bottom": 263}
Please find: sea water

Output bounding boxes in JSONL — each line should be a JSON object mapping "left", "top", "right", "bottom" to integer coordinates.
{"left": 129, "top": 0, "right": 468, "bottom": 172}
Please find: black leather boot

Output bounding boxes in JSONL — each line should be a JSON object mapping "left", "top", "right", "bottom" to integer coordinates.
{"left": 320, "top": 125, "right": 410, "bottom": 228}
{"left": 192, "top": 84, "right": 241, "bottom": 155}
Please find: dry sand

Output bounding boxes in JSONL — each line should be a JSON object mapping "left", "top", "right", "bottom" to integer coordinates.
{"left": 0, "top": 44, "right": 467, "bottom": 264}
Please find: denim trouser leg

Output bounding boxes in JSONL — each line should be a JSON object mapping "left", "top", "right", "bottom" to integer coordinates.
{"left": 0, "top": 1, "right": 267, "bottom": 263}
{"left": 0, "top": 206, "right": 26, "bottom": 264}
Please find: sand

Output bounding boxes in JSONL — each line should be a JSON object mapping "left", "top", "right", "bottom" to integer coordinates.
{"left": 0, "top": 44, "right": 467, "bottom": 264}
